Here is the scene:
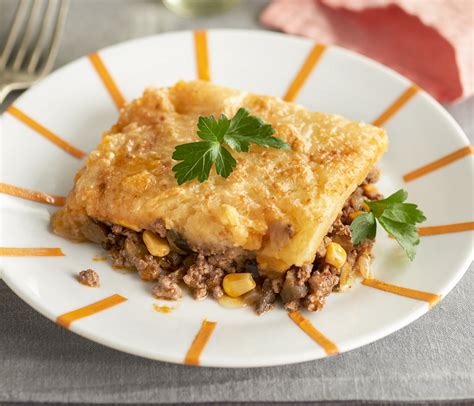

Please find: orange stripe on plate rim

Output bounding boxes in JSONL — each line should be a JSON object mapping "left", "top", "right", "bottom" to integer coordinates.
{"left": 418, "top": 222, "right": 474, "bottom": 236}
{"left": 56, "top": 294, "right": 127, "bottom": 328}
{"left": 283, "top": 43, "right": 326, "bottom": 102}
{"left": 362, "top": 278, "right": 441, "bottom": 308}
{"left": 6, "top": 106, "right": 86, "bottom": 159}
{"left": 403, "top": 145, "right": 474, "bottom": 182}
{"left": 88, "top": 52, "right": 126, "bottom": 110}
{"left": 0, "top": 247, "right": 64, "bottom": 256}
{"left": 372, "top": 84, "right": 419, "bottom": 127}
{"left": 194, "top": 30, "right": 210, "bottom": 81}
{"left": 288, "top": 311, "right": 338, "bottom": 356}
{"left": 184, "top": 319, "right": 217, "bottom": 365}
{"left": 0, "top": 182, "right": 65, "bottom": 206}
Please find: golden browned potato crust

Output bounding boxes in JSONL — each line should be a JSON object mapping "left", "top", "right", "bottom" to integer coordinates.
{"left": 52, "top": 80, "right": 388, "bottom": 272}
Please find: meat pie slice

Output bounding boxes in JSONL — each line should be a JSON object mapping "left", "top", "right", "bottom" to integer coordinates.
{"left": 52, "top": 80, "right": 388, "bottom": 313}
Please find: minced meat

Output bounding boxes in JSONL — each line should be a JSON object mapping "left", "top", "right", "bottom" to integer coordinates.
{"left": 183, "top": 254, "right": 225, "bottom": 300}
{"left": 78, "top": 269, "right": 100, "bottom": 287}
{"left": 93, "top": 172, "right": 380, "bottom": 314}
{"left": 152, "top": 274, "right": 183, "bottom": 300}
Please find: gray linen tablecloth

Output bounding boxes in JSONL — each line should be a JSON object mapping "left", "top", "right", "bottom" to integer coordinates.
{"left": 1, "top": 0, "right": 473, "bottom": 403}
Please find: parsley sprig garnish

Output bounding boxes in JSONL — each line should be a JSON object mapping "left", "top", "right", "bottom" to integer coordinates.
{"left": 351, "top": 189, "right": 426, "bottom": 260}
{"left": 172, "top": 108, "right": 290, "bottom": 185}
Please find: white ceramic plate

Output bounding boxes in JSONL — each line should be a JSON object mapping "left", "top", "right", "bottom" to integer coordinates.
{"left": 1, "top": 30, "right": 473, "bottom": 368}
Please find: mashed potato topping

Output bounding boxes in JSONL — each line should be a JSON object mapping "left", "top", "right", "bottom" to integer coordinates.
{"left": 52, "top": 80, "right": 388, "bottom": 273}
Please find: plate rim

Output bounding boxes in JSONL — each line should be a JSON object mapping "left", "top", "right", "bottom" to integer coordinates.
{"left": 1, "top": 28, "right": 473, "bottom": 368}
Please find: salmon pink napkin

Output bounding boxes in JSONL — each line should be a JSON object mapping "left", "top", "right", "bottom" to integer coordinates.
{"left": 260, "top": 0, "right": 473, "bottom": 103}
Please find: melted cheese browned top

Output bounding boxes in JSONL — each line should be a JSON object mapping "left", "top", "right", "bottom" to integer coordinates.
{"left": 52, "top": 80, "right": 388, "bottom": 272}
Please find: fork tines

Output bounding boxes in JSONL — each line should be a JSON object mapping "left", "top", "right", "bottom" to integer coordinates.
{"left": 0, "top": 0, "right": 69, "bottom": 76}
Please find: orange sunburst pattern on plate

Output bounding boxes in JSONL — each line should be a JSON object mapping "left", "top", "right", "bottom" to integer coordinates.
{"left": 0, "top": 247, "right": 65, "bottom": 256}
{"left": 6, "top": 106, "right": 86, "bottom": 159}
{"left": 88, "top": 52, "right": 126, "bottom": 110}
{"left": 194, "top": 30, "right": 210, "bottom": 81}
{"left": 283, "top": 43, "right": 326, "bottom": 102}
{"left": 184, "top": 319, "right": 217, "bottom": 365}
{"left": 372, "top": 84, "right": 419, "bottom": 127}
{"left": 56, "top": 294, "right": 128, "bottom": 328}
{"left": 403, "top": 145, "right": 474, "bottom": 182}
{"left": 362, "top": 279, "right": 441, "bottom": 308}
{"left": 0, "top": 182, "right": 65, "bottom": 206}
{"left": 418, "top": 222, "right": 474, "bottom": 236}
{"left": 288, "top": 311, "right": 338, "bottom": 355}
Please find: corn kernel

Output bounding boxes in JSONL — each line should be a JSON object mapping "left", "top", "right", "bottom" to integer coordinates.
{"left": 349, "top": 211, "right": 364, "bottom": 221}
{"left": 356, "top": 252, "right": 372, "bottom": 279}
{"left": 223, "top": 273, "right": 256, "bottom": 298}
{"left": 142, "top": 230, "right": 170, "bottom": 257}
{"left": 338, "top": 263, "right": 354, "bottom": 292}
{"left": 325, "top": 242, "right": 347, "bottom": 269}
{"left": 363, "top": 184, "right": 378, "bottom": 194}
{"left": 115, "top": 220, "right": 141, "bottom": 231}
{"left": 218, "top": 295, "right": 248, "bottom": 309}
{"left": 361, "top": 202, "right": 370, "bottom": 212}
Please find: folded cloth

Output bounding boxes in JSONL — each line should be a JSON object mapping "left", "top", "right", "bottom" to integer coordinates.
{"left": 261, "top": 0, "right": 473, "bottom": 103}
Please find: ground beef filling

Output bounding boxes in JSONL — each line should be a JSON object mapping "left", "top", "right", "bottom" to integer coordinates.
{"left": 78, "top": 269, "right": 100, "bottom": 287}
{"left": 92, "top": 169, "right": 381, "bottom": 314}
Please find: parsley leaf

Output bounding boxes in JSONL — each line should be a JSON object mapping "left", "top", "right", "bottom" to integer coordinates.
{"left": 351, "top": 212, "right": 377, "bottom": 245}
{"left": 380, "top": 203, "right": 427, "bottom": 225}
{"left": 214, "top": 145, "right": 236, "bottom": 178}
{"left": 172, "top": 142, "right": 223, "bottom": 185}
{"left": 378, "top": 217, "right": 420, "bottom": 261}
{"left": 224, "top": 108, "right": 290, "bottom": 152}
{"left": 197, "top": 114, "right": 230, "bottom": 142}
{"left": 172, "top": 108, "right": 290, "bottom": 184}
{"left": 366, "top": 189, "right": 407, "bottom": 217}
{"left": 351, "top": 189, "right": 426, "bottom": 260}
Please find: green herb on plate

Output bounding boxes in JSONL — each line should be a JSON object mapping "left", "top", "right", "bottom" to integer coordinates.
{"left": 172, "top": 108, "right": 290, "bottom": 185}
{"left": 351, "top": 189, "right": 426, "bottom": 260}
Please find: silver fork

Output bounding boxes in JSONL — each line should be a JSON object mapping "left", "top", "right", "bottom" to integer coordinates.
{"left": 0, "top": 0, "right": 69, "bottom": 105}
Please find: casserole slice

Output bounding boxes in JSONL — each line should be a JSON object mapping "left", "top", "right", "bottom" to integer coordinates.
{"left": 52, "top": 80, "right": 388, "bottom": 313}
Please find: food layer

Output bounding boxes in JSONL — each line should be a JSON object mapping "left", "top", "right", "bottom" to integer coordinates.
{"left": 68, "top": 174, "right": 383, "bottom": 314}
{"left": 52, "top": 80, "right": 388, "bottom": 274}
